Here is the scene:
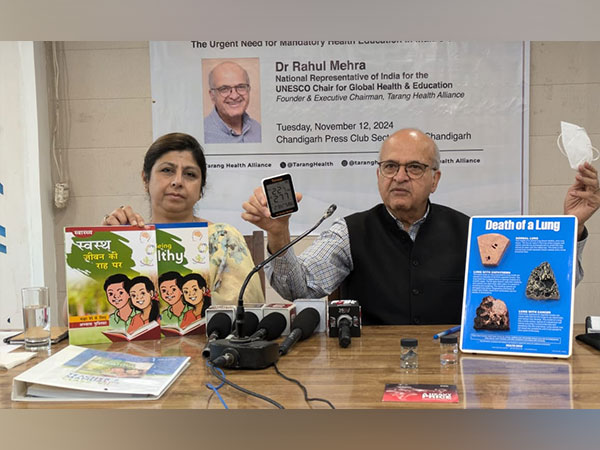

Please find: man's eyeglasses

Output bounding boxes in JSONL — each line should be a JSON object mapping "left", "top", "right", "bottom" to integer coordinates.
{"left": 210, "top": 83, "right": 250, "bottom": 97}
{"left": 377, "top": 160, "right": 434, "bottom": 179}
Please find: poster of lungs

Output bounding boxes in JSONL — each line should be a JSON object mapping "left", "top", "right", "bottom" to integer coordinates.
{"left": 150, "top": 41, "right": 529, "bottom": 234}
{"left": 460, "top": 216, "right": 577, "bottom": 358}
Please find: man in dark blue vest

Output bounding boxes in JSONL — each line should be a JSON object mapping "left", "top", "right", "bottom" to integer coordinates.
{"left": 242, "top": 129, "right": 599, "bottom": 325}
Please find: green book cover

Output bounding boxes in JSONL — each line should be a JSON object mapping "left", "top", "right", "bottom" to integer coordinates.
{"left": 64, "top": 226, "right": 161, "bottom": 345}
{"left": 155, "top": 223, "right": 210, "bottom": 336}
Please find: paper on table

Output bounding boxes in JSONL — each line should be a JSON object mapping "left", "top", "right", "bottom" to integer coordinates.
{"left": 0, "top": 352, "right": 36, "bottom": 369}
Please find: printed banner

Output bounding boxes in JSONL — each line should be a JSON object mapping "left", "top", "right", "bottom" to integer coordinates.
{"left": 150, "top": 41, "right": 529, "bottom": 234}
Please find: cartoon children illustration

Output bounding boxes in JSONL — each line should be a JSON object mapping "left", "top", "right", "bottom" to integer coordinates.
{"left": 126, "top": 276, "right": 160, "bottom": 334}
{"left": 178, "top": 273, "right": 211, "bottom": 330}
{"left": 158, "top": 271, "right": 188, "bottom": 327}
{"left": 104, "top": 274, "right": 135, "bottom": 330}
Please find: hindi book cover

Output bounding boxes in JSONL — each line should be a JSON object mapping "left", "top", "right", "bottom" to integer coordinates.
{"left": 65, "top": 226, "right": 160, "bottom": 345}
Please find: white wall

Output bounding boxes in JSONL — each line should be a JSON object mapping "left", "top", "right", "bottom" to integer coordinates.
{"left": 529, "top": 42, "right": 600, "bottom": 321}
{"left": 0, "top": 41, "right": 57, "bottom": 329}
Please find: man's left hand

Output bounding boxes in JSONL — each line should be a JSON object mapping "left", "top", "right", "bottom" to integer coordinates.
{"left": 564, "top": 162, "right": 600, "bottom": 239}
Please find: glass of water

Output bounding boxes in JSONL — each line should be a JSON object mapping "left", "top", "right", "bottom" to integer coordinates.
{"left": 21, "top": 287, "right": 51, "bottom": 351}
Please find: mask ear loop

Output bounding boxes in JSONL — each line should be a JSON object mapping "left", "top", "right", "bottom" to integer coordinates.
{"left": 556, "top": 133, "right": 600, "bottom": 163}
{"left": 557, "top": 133, "right": 568, "bottom": 157}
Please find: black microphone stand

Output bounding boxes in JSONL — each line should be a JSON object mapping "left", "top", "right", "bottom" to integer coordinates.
{"left": 208, "top": 205, "right": 336, "bottom": 369}
{"left": 233, "top": 204, "right": 337, "bottom": 340}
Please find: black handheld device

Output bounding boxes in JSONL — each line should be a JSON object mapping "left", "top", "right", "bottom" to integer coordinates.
{"left": 262, "top": 173, "right": 299, "bottom": 218}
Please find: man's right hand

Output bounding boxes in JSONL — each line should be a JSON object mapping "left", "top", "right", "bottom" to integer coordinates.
{"left": 241, "top": 187, "right": 302, "bottom": 253}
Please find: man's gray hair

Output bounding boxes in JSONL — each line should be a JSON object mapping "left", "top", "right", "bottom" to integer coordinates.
{"left": 208, "top": 61, "right": 250, "bottom": 89}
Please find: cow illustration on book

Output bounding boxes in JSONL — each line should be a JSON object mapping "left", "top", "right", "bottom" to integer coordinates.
{"left": 126, "top": 276, "right": 160, "bottom": 334}
{"left": 179, "top": 273, "right": 211, "bottom": 329}
{"left": 104, "top": 273, "right": 135, "bottom": 330}
{"left": 158, "top": 271, "right": 189, "bottom": 327}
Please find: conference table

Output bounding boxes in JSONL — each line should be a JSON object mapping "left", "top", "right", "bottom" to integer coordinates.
{"left": 2, "top": 324, "right": 599, "bottom": 409}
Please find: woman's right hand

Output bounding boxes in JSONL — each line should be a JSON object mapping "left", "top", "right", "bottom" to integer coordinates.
{"left": 102, "top": 205, "right": 147, "bottom": 227}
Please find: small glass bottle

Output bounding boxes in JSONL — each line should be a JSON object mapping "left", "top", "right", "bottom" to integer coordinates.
{"left": 400, "top": 338, "right": 418, "bottom": 369}
{"left": 440, "top": 335, "right": 458, "bottom": 365}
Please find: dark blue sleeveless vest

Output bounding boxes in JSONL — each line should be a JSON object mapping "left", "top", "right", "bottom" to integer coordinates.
{"left": 341, "top": 203, "right": 469, "bottom": 325}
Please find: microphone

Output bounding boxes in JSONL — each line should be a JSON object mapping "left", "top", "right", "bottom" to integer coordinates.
{"left": 208, "top": 204, "right": 337, "bottom": 370}
{"left": 263, "top": 303, "right": 296, "bottom": 335}
{"left": 233, "top": 204, "right": 337, "bottom": 339}
{"left": 337, "top": 315, "right": 352, "bottom": 348}
{"left": 279, "top": 308, "right": 320, "bottom": 355}
{"left": 249, "top": 312, "right": 287, "bottom": 341}
{"left": 328, "top": 300, "right": 361, "bottom": 348}
{"left": 205, "top": 305, "right": 235, "bottom": 328}
{"left": 222, "top": 311, "right": 260, "bottom": 340}
{"left": 207, "top": 313, "right": 233, "bottom": 338}
{"left": 294, "top": 299, "right": 326, "bottom": 332}
{"left": 241, "top": 311, "right": 259, "bottom": 337}
{"left": 202, "top": 313, "right": 232, "bottom": 358}
{"left": 323, "top": 204, "right": 337, "bottom": 220}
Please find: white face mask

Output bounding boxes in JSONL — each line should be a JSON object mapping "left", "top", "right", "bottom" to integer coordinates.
{"left": 557, "top": 121, "right": 599, "bottom": 169}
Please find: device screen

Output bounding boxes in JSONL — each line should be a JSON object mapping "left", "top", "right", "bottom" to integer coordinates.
{"left": 262, "top": 174, "right": 298, "bottom": 218}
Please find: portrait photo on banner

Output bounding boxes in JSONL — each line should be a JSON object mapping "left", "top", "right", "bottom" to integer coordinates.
{"left": 202, "top": 57, "right": 262, "bottom": 144}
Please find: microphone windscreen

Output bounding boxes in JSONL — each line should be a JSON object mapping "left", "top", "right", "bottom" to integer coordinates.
{"left": 258, "top": 312, "right": 287, "bottom": 340}
{"left": 241, "top": 311, "right": 259, "bottom": 336}
{"left": 293, "top": 308, "right": 320, "bottom": 340}
{"left": 207, "top": 312, "right": 232, "bottom": 338}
